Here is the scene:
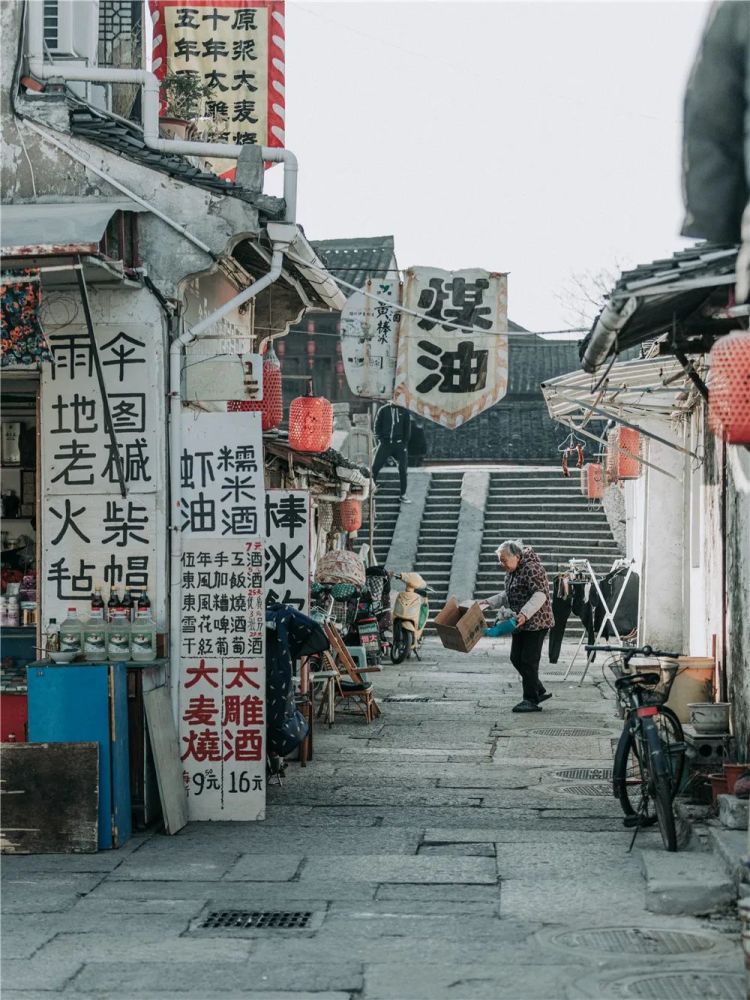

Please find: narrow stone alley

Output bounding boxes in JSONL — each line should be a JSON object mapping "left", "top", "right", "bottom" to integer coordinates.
{"left": 2, "top": 636, "right": 744, "bottom": 999}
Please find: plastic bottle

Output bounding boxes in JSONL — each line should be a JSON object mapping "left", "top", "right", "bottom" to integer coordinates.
{"left": 59, "top": 608, "right": 82, "bottom": 659}
{"left": 83, "top": 618, "right": 108, "bottom": 662}
{"left": 107, "top": 610, "right": 131, "bottom": 662}
{"left": 45, "top": 618, "right": 59, "bottom": 655}
{"left": 130, "top": 610, "right": 156, "bottom": 662}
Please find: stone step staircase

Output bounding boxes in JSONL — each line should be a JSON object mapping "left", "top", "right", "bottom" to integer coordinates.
{"left": 362, "top": 470, "right": 401, "bottom": 566}
{"left": 474, "top": 468, "right": 623, "bottom": 633}
{"left": 414, "top": 472, "right": 463, "bottom": 609}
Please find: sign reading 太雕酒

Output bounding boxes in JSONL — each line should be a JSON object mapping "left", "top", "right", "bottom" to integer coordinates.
{"left": 150, "top": 1, "right": 285, "bottom": 180}
{"left": 178, "top": 411, "right": 266, "bottom": 820}
{"left": 393, "top": 268, "right": 509, "bottom": 429}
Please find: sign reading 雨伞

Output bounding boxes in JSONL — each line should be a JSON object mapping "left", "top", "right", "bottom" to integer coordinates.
{"left": 393, "top": 267, "right": 509, "bottom": 429}
{"left": 150, "top": 0, "right": 285, "bottom": 180}
{"left": 264, "top": 489, "right": 310, "bottom": 613}
{"left": 178, "top": 410, "right": 266, "bottom": 820}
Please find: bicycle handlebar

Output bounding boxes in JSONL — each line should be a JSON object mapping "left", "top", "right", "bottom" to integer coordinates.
{"left": 585, "top": 644, "right": 681, "bottom": 660}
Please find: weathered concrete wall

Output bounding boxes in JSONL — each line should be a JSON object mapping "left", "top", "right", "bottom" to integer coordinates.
{"left": 449, "top": 470, "right": 489, "bottom": 601}
{"left": 601, "top": 483, "right": 626, "bottom": 551}
{"left": 726, "top": 446, "right": 750, "bottom": 759}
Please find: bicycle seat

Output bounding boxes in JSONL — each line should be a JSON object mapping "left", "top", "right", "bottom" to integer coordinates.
{"left": 614, "top": 672, "right": 660, "bottom": 689}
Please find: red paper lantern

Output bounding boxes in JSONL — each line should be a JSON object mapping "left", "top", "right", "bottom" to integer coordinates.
{"left": 583, "top": 462, "right": 604, "bottom": 499}
{"left": 289, "top": 389, "right": 333, "bottom": 453}
{"left": 605, "top": 427, "right": 641, "bottom": 481}
{"left": 709, "top": 331, "right": 750, "bottom": 444}
{"left": 335, "top": 498, "right": 362, "bottom": 533}
{"left": 226, "top": 347, "right": 283, "bottom": 430}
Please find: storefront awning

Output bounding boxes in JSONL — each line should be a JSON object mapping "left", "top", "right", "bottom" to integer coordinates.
{"left": 579, "top": 245, "right": 740, "bottom": 373}
{"left": 0, "top": 200, "right": 148, "bottom": 256}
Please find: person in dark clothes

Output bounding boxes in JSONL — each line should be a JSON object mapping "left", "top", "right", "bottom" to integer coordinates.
{"left": 480, "top": 541, "right": 555, "bottom": 713}
{"left": 372, "top": 402, "right": 412, "bottom": 503}
{"left": 408, "top": 421, "right": 427, "bottom": 467}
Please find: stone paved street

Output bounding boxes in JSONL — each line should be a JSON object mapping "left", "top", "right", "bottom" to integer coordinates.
{"left": 1, "top": 637, "right": 744, "bottom": 999}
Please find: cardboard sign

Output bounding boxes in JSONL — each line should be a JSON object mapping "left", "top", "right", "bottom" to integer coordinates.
{"left": 434, "top": 598, "right": 486, "bottom": 654}
{"left": 264, "top": 489, "right": 311, "bottom": 613}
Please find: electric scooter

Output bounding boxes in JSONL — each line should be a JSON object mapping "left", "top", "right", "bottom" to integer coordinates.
{"left": 390, "top": 571, "right": 433, "bottom": 663}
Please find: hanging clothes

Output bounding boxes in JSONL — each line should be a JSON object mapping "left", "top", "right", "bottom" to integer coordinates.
{"left": 265, "top": 604, "right": 328, "bottom": 757}
{"left": 548, "top": 575, "right": 572, "bottom": 664}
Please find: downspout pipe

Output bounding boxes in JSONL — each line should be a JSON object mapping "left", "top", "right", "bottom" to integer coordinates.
{"left": 168, "top": 248, "right": 285, "bottom": 720}
{"left": 24, "top": 4, "right": 297, "bottom": 222}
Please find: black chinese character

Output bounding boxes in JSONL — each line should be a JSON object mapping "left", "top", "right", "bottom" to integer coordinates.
{"left": 203, "top": 70, "right": 229, "bottom": 92}
{"left": 47, "top": 557, "right": 95, "bottom": 600}
{"left": 202, "top": 38, "right": 228, "bottom": 62}
{"left": 173, "top": 37, "right": 200, "bottom": 61}
{"left": 180, "top": 493, "right": 216, "bottom": 534}
{"left": 108, "top": 394, "right": 146, "bottom": 434}
{"left": 100, "top": 331, "right": 146, "bottom": 382}
{"left": 49, "top": 500, "right": 90, "bottom": 545}
{"left": 265, "top": 543, "right": 304, "bottom": 586}
{"left": 415, "top": 340, "right": 488, "bottom": 394}
{"left": 221, "top": 507, "right": 257, "bottom": 536}
{"left": 232, "top": 99, "right": 258, "bottom": 123}
{"left": 174, "top": 8, "right": 200, "bottom": 28}
{"left": 232, "top": 38, "right": 257, "bottom": 61}
{"left": 101, "top": 501, "right": 149, "bottom": 547}
{"left": 265, "top": 493, "right": 308, "bottom": 537}
{"left": 102, "top": 438, "right": 151, "bottom": 484}
{"left": 416, "top": 277, "right": 493, "bottom": 332}
{"left": 49, "top": 333, "right": 93, "bottom": 380}
{"left": 232, "top": 70, "right": 258, "bottom": 92}
{"left": 51, "top": 440, "right": 96, "bottom": 486}
{"left": 231, "top": 9, "right": 257, "bottom": 30}
{"left": 202, "top": 7, "right": 229, "bottom": 29}
{"left": 51, "top": 393, "right": 98, "bottom": 435}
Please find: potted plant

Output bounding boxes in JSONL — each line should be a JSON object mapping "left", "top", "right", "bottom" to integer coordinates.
{"left": 159, "top": 70, "right": 222, "bottom": 139}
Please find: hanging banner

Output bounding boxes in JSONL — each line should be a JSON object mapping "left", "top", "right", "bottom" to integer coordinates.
{"left": 393, "top": 267, "right": 509, "bottom": 429}
{"left": 264, "top": 490, "right": 311, "bottom": 612}
{"left": 150, "top": 0, "right": 285, "bottom": 180}
{"left": 340, "top": 278, "right": 400, "bottom": 399}
{"left": 179, "top": 538, "right": 266, "bottom": 821}
{"left": 41, "top": 323, "right": 163, "bottom": 624}
{"left": 178, "top": 410, "right": 266, "bottom": 820}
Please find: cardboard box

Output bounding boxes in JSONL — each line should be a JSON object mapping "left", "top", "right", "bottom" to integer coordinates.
{"left": 434, "top": 598, "right": 486, "bottom": 654}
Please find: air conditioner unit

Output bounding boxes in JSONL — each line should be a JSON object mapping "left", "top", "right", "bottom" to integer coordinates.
{"left": 42, "top": 0, "right": 91, "bottom": 58}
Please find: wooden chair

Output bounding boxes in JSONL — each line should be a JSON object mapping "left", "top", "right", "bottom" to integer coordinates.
{"left": 322, "top": 623, "right": 380, "bottom": 723}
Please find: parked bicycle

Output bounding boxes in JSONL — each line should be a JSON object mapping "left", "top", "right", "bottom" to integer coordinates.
{"left": 587, "top": 643, "right": 686, "bottom": 852}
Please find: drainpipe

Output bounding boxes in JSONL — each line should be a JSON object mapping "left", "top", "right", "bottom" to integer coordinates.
{"left": 24, "top": 3, "right": 297, "bottom": 222}
{"left": 168, "top": 240, "right": 290, "bottom": 719}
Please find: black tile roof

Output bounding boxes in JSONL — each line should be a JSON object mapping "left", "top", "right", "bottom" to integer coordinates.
{"left": 310, "top": 236, "right": 397, "bottom": 292}
{"left": 69, "top": 106, "right": 249, "bottom": 198}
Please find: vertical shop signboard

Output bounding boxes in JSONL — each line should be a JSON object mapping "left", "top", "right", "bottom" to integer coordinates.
{"left": 179, "top": 411, "right": 266, "bottom": 820}
{"left": 41, "top": 323, "right": 162, "bottom": 625}
{"left": 340, "top": 278, "right": 400, "bottom": 399}
{"left": 264, "top": 489, "right": 310, "bottom": 613}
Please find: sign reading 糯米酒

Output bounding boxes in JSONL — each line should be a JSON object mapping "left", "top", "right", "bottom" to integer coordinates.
{"left": 340, "top": 278, "right": 400, "bottom": 399}
{"left": 264, "top": 490, "right": 311, "bottom": 613}
{"left": 178, "top": 411, "right": 266, "bottom": 820}
{"left": 393, "top": 267, "right": 509, "bottom": 429}
{"left": 150, "top": 1, "right": 285, "bottom": 180}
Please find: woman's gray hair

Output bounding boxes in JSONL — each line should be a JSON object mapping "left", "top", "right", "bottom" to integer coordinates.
{"left": 496, "top": 540, "right": 524, "bottom": 559}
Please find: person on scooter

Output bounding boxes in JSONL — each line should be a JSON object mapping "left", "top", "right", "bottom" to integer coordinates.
{"left": 479, "top": 540, "right": 554, "bottom": 713}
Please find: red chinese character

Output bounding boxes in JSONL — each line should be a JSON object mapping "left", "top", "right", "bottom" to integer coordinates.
{"left": 181, "top": 727, "right": 222, "bottom": 762}
{"left": 223, "top": 727, "right": 263, "bottom": 761}
{"left": 225, "top": 659, "right": 259, "bottom": 689}
{"left": 182, "top": 694, "right": 219, "bottom": 726}
{"left": 185, "top": 659, "right": 219, "bottom": 689}
{"left": 222, "top": 694, "right": 264, "bottom": 726}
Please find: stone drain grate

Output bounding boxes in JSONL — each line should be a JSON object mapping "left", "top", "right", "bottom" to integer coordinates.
{"left": 384, "top": 695, "right": 430, "bottom": 703}
{"left": 555, "top": 767, "right": 614, "bottom": 780}
{"left": 557, "top": 783, "right": 612, "bottom": 797}
{"left": 199, "top": 911, "right": 313, "bottom": 930}
{"left": 528, "top": 727, "right": 606, "bottom": 737}
{"left": 545, "top": 926, "right": 722, "bottom": 955}
{"left": 574, "top": 970, "right": 745, "bottom": 999}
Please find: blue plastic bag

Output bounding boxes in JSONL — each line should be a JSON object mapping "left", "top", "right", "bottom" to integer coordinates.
{"left": 484, "top": 617, "right": 517, "bottom": 638}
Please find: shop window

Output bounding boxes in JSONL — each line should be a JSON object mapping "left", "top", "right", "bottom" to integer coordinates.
{"left": 100, "top": 211, "right": 140, "bottom": 269}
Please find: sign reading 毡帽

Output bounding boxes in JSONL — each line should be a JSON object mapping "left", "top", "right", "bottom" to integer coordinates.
{"left": 393, "top": 267, "right": 509, "bottom": 429}
{"left": 41, "top": 323, "right": 162, "bottom": 625}
{"left": 178, "top": 410, "right": 266, "bottom": 820}
{"left": 150, "top": 1, "right": 285, "bottom": 179}
{"left": 179, "top": 538, "right": 266, "bottom": 820}
{"left": 340, "top": 278, "right": 400, "bottom": 399}
{"left": 264, "top": 490, "right": 311, "bottom": 613}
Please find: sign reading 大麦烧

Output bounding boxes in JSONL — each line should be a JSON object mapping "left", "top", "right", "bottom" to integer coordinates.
{"left": 40, "top": 324, "right": 162, "bottom": 624}
{"left": 150, "top": 1, "right": 286, "bottom": 180}
{"left": 340, "top": 278, "right": 400, "bottom": 399}
{"left": 393, "top": 268, "right": 509, "bottom": 429}
{"left": 264, "top": 490, "right": 311, "bottom": 613}
{"left": 179, "top": 538, "right": 266, "bottom": 821}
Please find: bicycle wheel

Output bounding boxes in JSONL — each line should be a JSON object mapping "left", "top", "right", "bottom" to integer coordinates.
{"left": 643, "top": 717, "right": 678, "bottom": 851}
{"left": 652, "top": 770, "right": 678, "bottom": 851}
{"left": 613, "top": 708, "right": 684, "bottom": 821}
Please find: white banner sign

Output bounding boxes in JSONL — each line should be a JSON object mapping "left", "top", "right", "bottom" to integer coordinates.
{"left": 340, "top": 278, "right": 400, "bottom": 399}
{"left": 179, "top": 538, "right": 266, "bottom": 821}
{"left": 179, "top": 411, "right": 264, "bottom": 537}
{"left": 393, "top": 267, "right": 509, "bottom": 429}
{"left": 264, "top": 490, "right": 310, "bottom": 613}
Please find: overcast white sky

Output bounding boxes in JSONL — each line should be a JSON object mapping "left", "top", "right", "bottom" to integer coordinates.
{"left": 268, "top": 0, "right": 711, "bottom": 332}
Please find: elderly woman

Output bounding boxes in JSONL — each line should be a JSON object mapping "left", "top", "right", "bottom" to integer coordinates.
{"left": 481, "top": 540, "right": 554, "bottom": 713}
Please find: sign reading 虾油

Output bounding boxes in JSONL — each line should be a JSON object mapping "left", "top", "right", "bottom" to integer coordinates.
{"left": 393, "top": 267, "right": 509, "bottom": 428}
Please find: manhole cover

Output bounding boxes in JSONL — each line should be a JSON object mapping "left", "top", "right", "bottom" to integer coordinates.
{"left": 545, "top": 926, "right": 722, "bottom": 955}
{"left": 558, "top": 783, "right": 612, "bottom": 797}
{"left": 528, "top": 727, "right": 605, "bottom": 736}
{"left": 199, "top": 911, "right": 313, "bottom": 930}
{"left": 384, "top": 695, "right": 430, "bottom": 703}
{"left": 573, "top": 969, "right": 745, "bottom": 999}
{"left": 555, "top": 767, "right": 613, "bottom": 780}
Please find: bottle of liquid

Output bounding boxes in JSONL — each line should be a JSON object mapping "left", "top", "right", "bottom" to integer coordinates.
{"left": 136, "top": 591, "right": 151, "bottom": 618}
{"left": 59, "top": 609, "right": 82, "bottom": 659}
{"left": 83, "top": 618, "right": 108, "bottom": 662}
{"left": 90, "top": 587, "right": 105, "bottom": 621}
{"left": 45, "top": 618, "right": 60, "bottom": 656}
{"left": 131, "top": 610, "right": 156, "bottom": 662}
{"left": 107, "top": 610, "right": 131, "bottom": 662}
{"left": 121, "top": 589, "right": 134, "bottom": 623}
{"left": 107, "top": 589, "right": 119, "bottom": 623}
